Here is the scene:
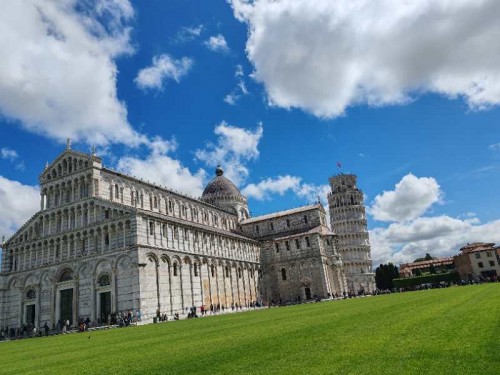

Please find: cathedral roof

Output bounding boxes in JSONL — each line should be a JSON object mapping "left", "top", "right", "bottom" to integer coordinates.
{"left": 241, "top": 203, "right": 323, "bottom": 224}
{"left": 202, "top": 166, "right": 243, "bottom": 198}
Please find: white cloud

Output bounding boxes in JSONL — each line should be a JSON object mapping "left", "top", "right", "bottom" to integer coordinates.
{"left": 204, "top": 34, "right": 230, "bottom": 53}
{"left": 173, "top": 24, "right": 204, "bottom": 43}
{"left": 0, "top": 0, "right": 145, "bottom": 146}
{"left": 224, "top": 65, "right": 249, "bottom": 105}
{"left": 1, "top": 148, "right": 19, "bottom": 161}
{"left": 242, "top": 175, "right": 302, "bottom": 200}
{"left": 0, "top": 176, "right": 40, "bottom": 239}
{"left": 242, "top": 175, "right": 330, "bottom": 204}
{"left": 370, "top": 173, "right": 441, "bottom": 222}
{"left": 117, "top": 137, "right": 206, "bottom": 197}
{"left": 195, "top": 122, "right": 263, "bottom": 185}
{"left": 134, "top": 54, "right": 193, "bottom": 91}
{"left": 370, "top": 215, "right": 500, "bottom": 266}
{"left": 230, "top": 0, "right": 500, "bottom": 118}
{"left": 488, "top": 143, "right": 500, "bottom": 151}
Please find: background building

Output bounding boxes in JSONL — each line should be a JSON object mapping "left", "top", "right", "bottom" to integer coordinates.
{"left": 454, "top": 242, "right": 500, "bottom": 281}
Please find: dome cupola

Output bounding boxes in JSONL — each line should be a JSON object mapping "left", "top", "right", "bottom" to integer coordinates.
{"left": 201, "top": 165, "right": 249, "bottom": 221}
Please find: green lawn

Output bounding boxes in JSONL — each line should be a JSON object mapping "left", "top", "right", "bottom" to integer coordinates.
{"left": 2, "top": 284, "right": 499, "bottom": 375}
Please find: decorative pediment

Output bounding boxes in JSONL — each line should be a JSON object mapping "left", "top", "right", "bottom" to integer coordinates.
{"left": 39, "top": 147, "right": 102, "bottom": 184}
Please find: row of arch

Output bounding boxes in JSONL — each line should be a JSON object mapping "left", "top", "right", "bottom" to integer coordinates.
{"left": 328, "top": 192, "right": 363, "bottom": 208}
{"left": 1, "top": 253, "right": 135, "bottom": 329}
{"left": 43, "top": 154, "right": 92, "bottom": 181}
{"left": 41, "top": 173, "right": 94, "bottom": 210}
{"left": 11, "top": 201, "right": 130, "bottom": 246}
{"left": 104, "top": 173, "right": 238, "bottom": 231}
{"left": 2, "top": 220, "right": 133, "bottom": 273}
{"left": 330, "top": 206, "right": 366, "bottom": 221}
{"left": 144, "top": 218, "right": 259, "bottom": 263}
{"left": 143, "top": 251, "right": 260, "bottom": 319}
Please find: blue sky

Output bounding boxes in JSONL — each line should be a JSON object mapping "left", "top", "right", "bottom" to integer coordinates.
{"left": 1, "top": 0, "right": 500, "bottom": 265}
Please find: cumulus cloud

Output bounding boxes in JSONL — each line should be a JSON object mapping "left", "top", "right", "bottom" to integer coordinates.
{"left": 134, "top": 54, "right": 193, "bottom": 91}
{"left": 370, "top": 215, "right": 500, "bottom": 266}
{"left": 117, "top": 137, "right": 206, "bottom": 197}
{"left": 0, "top": 176, "right": 40, "bottom": 239}
{"left": 0, "top": 0, "right": 145, "bottom": 146}
{"left": 242, "top": 175, "right": 302, "bottom": 200}
{"left": 195, "top": 122, "right": 263, "bottom": 185}
{"left": 230, "top": 0, "right": 500, "bottom": 117}
{"left": 370, "top": 174, "right": 441, "bottom": 222}
{"left": 204, "top": 34, "right": 230, "bottom": 53}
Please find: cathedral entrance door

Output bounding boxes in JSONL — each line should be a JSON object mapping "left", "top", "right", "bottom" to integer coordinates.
{"left": 60, "top": 288, "right": 73, "bottom": 325}
{"left": 99, "top": 292, "right": 112, "bottom": 322}
{"left": 304, "top": 287, "right": 312, "bottom": 300}
{"left": 26, "top": 304, "right": 35, "bottom": 325}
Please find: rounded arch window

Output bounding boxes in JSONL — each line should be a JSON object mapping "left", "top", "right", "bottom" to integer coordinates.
{"left": 281, "top": 268, "right": 287, "bottom": 281}
{"left": 26, "top": 289, "right": 36, "bottom": 299}
{"left": 59, "top": 270, "right": 73, "bottom": 282}
{"left": 98, "top": 274, "right": 110, "bottom": 287}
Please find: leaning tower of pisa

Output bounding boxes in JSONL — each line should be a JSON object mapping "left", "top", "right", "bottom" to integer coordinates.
{"left": 328, "top": 173, "right": 375, "bottom": 294}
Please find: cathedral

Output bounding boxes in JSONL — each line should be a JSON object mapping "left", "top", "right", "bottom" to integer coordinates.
{"left": 0, "top": 144, "right": 374, "bottom": 329}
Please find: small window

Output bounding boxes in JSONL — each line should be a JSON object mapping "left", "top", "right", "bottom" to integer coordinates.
{"left": 98, "top": 274, "right": 110, "bottom": 286}
{"left": 295, "top": 239, "right": 300, "bottom": 249}
{"left": 105, "top": 234, "right": 109, "bottom": 246}
{"left": 194, "top": 264, "right": 199, "bottom": 277}
{"left": 149, "top": 222, "right": 155, "bottom": 235}
{"left": 173, "top": 263, "right": 178, "bottom": 276}
{"left": 305, "top": 237, "right": 311, "bottom": 247}
{"left": 478, "top": 262, "right": 484, "bottom": 268}
{"left": 286, "top": 219, "right": 290, "bottom": 228}
{"left": 275, "top": 243, "right": 279, "bottom": 253}
{"left": 255, "top": 225, "right": 260, "bottom": 234}
{"left": 326, "top": 239, "right": 331, "bottom": 245}
{"left": 270, "top": 222, "right": 274, "bottom": 230}
{"left": 475, "top": 253, "right": 481, "bottom": 259}
{"left": 225, "top": 266, "right": 230, "bottom": 278}
{"left": 59, "top": 270, "right": 73, "bottom": 282}
{"left": 154, "top": 196, "right": 158, "bottom": 209}
{"left": 281, "top": 268, "right": 287, "bottom": 281}
{"left": 285, "top": 241, "right": 290, "bottom": 251}
{"left": 115, "top": 184, "right": 119, "bottom": 199}
{"left": 26, "top": 289, "right": 36, "bottom": 299}
{"left": 211, "top": 264, "right": 215, "bottom": 277}
{"left": 303, "top": 215, "right": 308, "bottom": 224}
{"left": 487, "top": 252, "right": 492, "bottom": 257}
{"left": 489, "top": 260, "right": 495, "bottom": 267}
{"left": 238, "top": 268, "right": 242, "bottom": 279}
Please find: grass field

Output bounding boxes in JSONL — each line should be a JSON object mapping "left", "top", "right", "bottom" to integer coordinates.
{"left": 2, "top": 284, "right": 499, "bottom": 375}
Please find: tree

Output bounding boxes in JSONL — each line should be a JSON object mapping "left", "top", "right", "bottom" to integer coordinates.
{"left": 413, "top": 253, "right": 434, "bottom": 263}
{"left": 375, "top": 263, "right": 400, "bottom": 290}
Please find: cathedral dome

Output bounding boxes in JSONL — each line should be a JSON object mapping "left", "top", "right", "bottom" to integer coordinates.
{"left": 201, "top": 166, "right": 249, "bottom": 220}
{"left": 202, "top": 166, "right": 242, "bottom": 198}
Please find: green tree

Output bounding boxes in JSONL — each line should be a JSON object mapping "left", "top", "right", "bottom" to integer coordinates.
{"left": 413, "top": 253, "right": 434, "bottom": 263}
{"left": 375, "top": 263, "right": 400, "bottom": 290}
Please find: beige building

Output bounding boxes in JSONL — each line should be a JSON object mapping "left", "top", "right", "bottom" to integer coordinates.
{"left": 454, "top": 242, "right": 500, "bottom": 281}
{"left": 0, "top": 144, "right": 373, "bottom": 330}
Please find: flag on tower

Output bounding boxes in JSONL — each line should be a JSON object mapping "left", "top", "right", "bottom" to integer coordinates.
{"left": 336, "top": 161, "right": 342, "bottom": 169}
